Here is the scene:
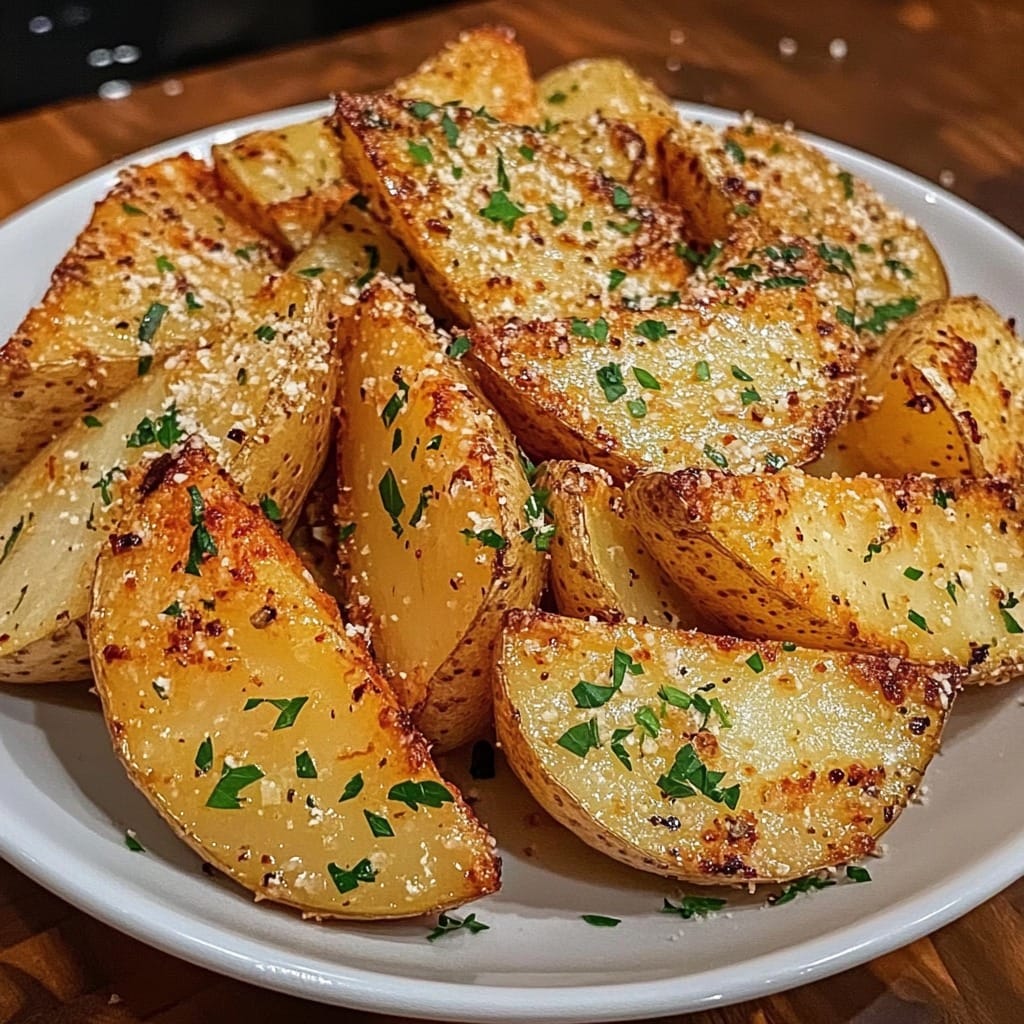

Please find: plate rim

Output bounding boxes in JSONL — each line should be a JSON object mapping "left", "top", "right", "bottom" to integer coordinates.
{"left": 1, "top": 98, "right": 1023, "bottom": 1022}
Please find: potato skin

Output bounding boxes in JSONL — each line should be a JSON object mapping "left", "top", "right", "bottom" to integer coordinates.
{"left": 627, "top": 468, "right": 1024, "bottom": 683}
{"left": 337, "top": 278, "right": 545, "bottom": 750}
{"left": 90, "top": 446, "right": 499, "bottom": 919}
{"left": 495, "top": 610, "right": 956, "bottom": 883}
{"left": 815, "top": 296, "right": 1024, "bottom": 479}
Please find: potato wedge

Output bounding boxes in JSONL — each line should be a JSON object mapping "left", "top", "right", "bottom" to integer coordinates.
{"left": 468, "top": 238, "right": 857, "bottom": 481}
{"left": 627, "top": 468, "right": 1024, "bottom": 683}
{"left": 286, "top": 456, "right": 346, "bottom": 608}
{"left": 90, "top": 446, "right": 499, "bottom": 918}
{"left": 496, "top": 610, "right": 956, "bottom": 882}
{"left": 331, "top": 92, "right": 692, "bottom": 323}
{"left": 814, "top": 296, "right": 1024, "bottom": 479}
{"left": 543, "top": 461, "right": 707, "bottom": 628}
{"left": 0, "top": 156, "right": 281, "bottom": 479}
{"left": 392, "top": 24, "right": 538, "bottom": 125}
{"left": 0, "top": 274, "right": 339, "bottom": 683}
{"left": 545, "top": 115, "right": 659, "bottom": 197}
{"left": 212, "top": 120, "right": 355, "bottom": 252}
{"left": 337, "top": 278, "right": 545, "bottom": 750}
{"left": 662, "top": 118, "right": 948, "bottom": 347}
{"left": 536, "top": 58, "right": 678, "bottom": 176}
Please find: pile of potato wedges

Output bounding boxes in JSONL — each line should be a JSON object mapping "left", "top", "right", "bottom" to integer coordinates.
{"left": 1, "top": 23, "right": 1019, "bottom": 920}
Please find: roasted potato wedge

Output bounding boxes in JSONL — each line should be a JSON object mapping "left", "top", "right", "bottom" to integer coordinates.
{"left": 496, "top": 610, "right": 956, "bottom": 882}
{"left": 536, "top": 58, "right": 678, "bottom": 178}
{"left": 543, "top": 461, "right": 707, "bottom": 628}
{"left": 331, "top": 92, "right": 692, "bottom": 323}
{"left": 545, "top": 115, "right": 659, "bottom": 196}
{"left": 662, "top": 118, "right": 948, "bottom": 347}
{"left": 813, "top": 296, "right": 1024, "bottom": 479}
{"left": 468, "top": 238, "right": 857, "bottom": 481}
{"left": 0, "top": 156, "right": 280, "bottom": 479}
{"left": 90, "top": 446, "right": 499, "bottom": 918}
{"left": 286, "top": 455, "right": 346, "bottom": 607}
{"left": 337, "top": 278, "right": 545, "bottom": 750}
{"left": 392, "top": 24, "right": 538, "bottom": 125}
{"left": 0, "top": 274, "right": 339, "bottom": 683}
{"left": 627, "top": 469, "right": 1024, "bottom": 683}
{"left": 213, "top": 120, "right": 355, "bottom": 252}
{"left": 212, "top": 26, "right": 536, "bottom": 253}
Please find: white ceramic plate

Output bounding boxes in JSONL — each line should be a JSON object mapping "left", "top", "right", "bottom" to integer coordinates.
{"left": 1, "top": 101, "right": 1023, "bottom": 1023}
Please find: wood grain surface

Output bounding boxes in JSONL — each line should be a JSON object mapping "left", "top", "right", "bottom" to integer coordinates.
{"left": 1, "top": 1, "right": 1023, "bottom": 1022}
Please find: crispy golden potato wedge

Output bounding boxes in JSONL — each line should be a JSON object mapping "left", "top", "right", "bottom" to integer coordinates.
{"left": 331, "top": 92, "right": 692, "bottom": 323}
{"left": 627, "top": 468, "right": 1024, "bottom": 683}
{"left": 495, "top": 610, "right": 956, "bottom": 882}
{"left": 545, "top": 115, "right": 659, "bottom": 196}
{"left": 0, "top": 274, "right": 339, "bottom": 684}
{"left": 337, "top": 278, "right": 545, "bottom": 750}
{"left": 90, "top": 446, "right": 499, "bottom": 918}
{"left": 813, "top": 296, "right": 1024, "bottom": 479}
{"left": 0, "top": 157, "right": 280, "bottom": 479}
{"left": 468, "top": 238, "right": 857, "bottom": 481}
{"left": 213, "top": 120, "right": 355, "bottom": 252}
{"left": 392, "top": 24, "right": 538, "bottom": 124}
{"left": 662, "top": 118, "right": 948, "bottom": 347}
{"left": 212, "top": 26, "right": 536, "bottom": 253}
{"left": 543, "top": 461, "right": 708, "bottom": 628}
{"left": 536, "top": 58, "right": 678, "bottom": 177}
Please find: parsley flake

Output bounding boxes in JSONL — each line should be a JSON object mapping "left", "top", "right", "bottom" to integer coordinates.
{"left": 479, "top": 190, "right": 527, "bottom": 229}
{"left": 427, "top": 912, "right": 489, "bottom": 941}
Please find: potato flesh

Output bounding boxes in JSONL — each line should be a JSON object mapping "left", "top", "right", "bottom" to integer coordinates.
{"left": 331, "top": 93, "right": 692, "bottom": 324}
{"left": 544, "top": 461, "right": 705, "bottom": 628}
{"left": 338, "top": 279, "right": 544, "bottom": 749}
{"left": 0, "top": 156, "right": 280, "bottom": 476}
{"left": 0, "top": 275, "right": 338, "bottom": 683}
{"left": 819, "top": 297, "right": 1024, "bottom": 479}
{"left": 213, "top": 120, "right": 353, "bottom": 251}
{"left": 495, "top": 610, "right": 953, "bottom": 882}
{"left": 469, "top": 248, "right": 856, "bottom": 481}
{"left": 545, "top": 116, "right": 657, "bottom": 196}
{"left": 662, "top": 119, "right": 948, "bottom": 345}
{"left": 627, "top": 469, "right": 1024, "bottom": 682}
{"left": 89, "top": 448, "right": 499, "bottom": 918}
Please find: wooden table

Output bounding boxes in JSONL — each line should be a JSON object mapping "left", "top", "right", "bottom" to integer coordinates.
{"left": 1, "top": 1, "right": 1022, "bottom": 1021}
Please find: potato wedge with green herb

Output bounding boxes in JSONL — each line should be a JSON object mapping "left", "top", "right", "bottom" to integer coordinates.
{"left": 536, "top": 58, "right": 677, "bottom": 180}
{"left": 495, "top": 610, "right": 956, "bottom": 882}
{"left": 468, "top": 238, "right": 857, "bottom": 481}
{"left": 543, "top": 461, "right": 708, "bottom": 628}
{"left": 90, "top": 445, "right": 499, "bottom": 918}
{"left": 545, "top": 116, "right": 659, "bottom": 196}
{"left": 0, "top": 156, "right": 281, "bottom": 479}
{"left": 813, "top": 297, "right": 1024, "bottom": 479}
{"left": 392, "top": 24, "right": 538, "bottom": 125}
{"left": 627, "top": 469, "right": 1024, "bottom": 683}
{"left": 0, "top": 274, "right": 339, "bottom": 683}
{"left": 337, "top": 278, "right": 545, "bottom": 750}
{"left": 331, "top": 92, "right": 693, "bottom": 324}
{"left": 662, "top": 118, "right": 948, "bottom": 347}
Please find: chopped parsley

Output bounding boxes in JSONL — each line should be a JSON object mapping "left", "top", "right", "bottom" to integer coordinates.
{"left": 388, "top": 779, "right": 454, "bottom": 811}
{"left": 703, "top": 444, "right": 728, "bottom": 469}
{"left": 427, "top": 912, "right": 489, "bottom": 941}
{"left": 581, "top": 914, "right": 620, "bottom": 927}
{"left": 339, "top": 773, "right": 364, "bottom": 802}
{"left": 408, "top": 140, "right": 433, "bottom": 165}
{"left": 243, "top": 696, "right": 308, "bottom": 730}
{"left": 634, "top": 705, "right": 660, "bottom": 738}
{"left": 608, "top": 268, "right": 627, "bottom": 291}
{"left": 205, "top": 762, "right": 264, "bottom": 809}
{"left": 836, "top": 306, "right": 856, "bottom": 328}
{"left": 364, "top": 809, "right": 394, "bottom": 838}
{"left": 572, "top": 317, "right": 609, "bottom": 342}
{"left": 259, "top": 494, "right": 282, "bottom": 523}
{"left": 521, "top": 488, "right": 555, "bottom": 551}
{"left": 907, "top": 609, "right": 931, "bottom": 633}
{"left": 999, "top": 593, "right": 1022, "bottom": 634}
{"left": 745, "top": 652, "right": 765, "bottom": 674}
{"left": 636, "top": 319, "right": 670, "bottom": 342}
{"left": 846, "top": 865, "right": 872, "bottom": 883}
{"left": 409, "top": 100, "right": 437, "bottom": 119}
{"left": 627, "top": 398, "right": 647, "bottom": 418}
{"left": 694, "top": 360, "right": 711, "bottom": 382}
{"left": 596, "top": 363, "right": 627, "bottom": 402}
{"left": 124, "top": 830, "right": 145, "bottom": 852}
{"left": 381, "top": 373, "right": 410, "bottom": 427}
{"left": 155, "top": 255, "right": 175, "bottom": 274}
{"left": 633, "top": 367, "right": 661, "bottom": 390}
{"left": 446, "top": 335, "right": 471, "bottom": 358}
{"left": 479, "top": 190, "right": 527, "bottom": 229}
{"left": 92, "top": 465, "right": 125, "bottom": 506}
{"left": 657, "top": 742, "right": 740, "bottom": 809}
{"left": 611, "top": 185, "right": 632, "bottom": 209}
{"left": 327, "top": 858, "right": 377, "bottom": 894}
{"left": 254, "top": 323, "right": 276, "bottom": 342}
{"left": 295, "top": 751, "right": 317, "bottom": 778}
{"left": 547, "top": 90, "right": 568, "bottom": 104}
{"left": 355, "top": 244, "right": 380, "bottom": 289}
{"left": 661, "top": 895, "right": 727, "bottom": 919}
{"left": 138, "top": 301, "right": 168, "bottom": 344}
{"left": 82, "top": 414, "right": 103, "bottom": 428}
{"left": 0, "top": 517, "right": 25, "bottom": 565}
{"left": 817, "top": 242, "right": 854, "bottom": 272}
{"left": 121, "top": 202, "right": 145, "bottom": 215}
{"left": 518, "top": 144, "right": 535, "bottom": 161}
{"left": 837, "top": 171, "right": 855, "bottom": 199}
{"left": 769, "top": 874, "right": 835, "bottom": 905}
{"left": 857, "top": 297, "right": 918, "bottom": 335}
{"left": 184, "top": 486, "right": 217, "bottom": 576}
{"left": 933, "top": 485, "right": 954, "bottom": 509}
{"left": 557, "top": 717, "right": 601, "bottom": 758}
{"left": 723, "top": 137, "right": 746, "bottom": 164}
{"left": 903, "top": 566, "right": 924, "bottom": 581}
{"left": 194, "top": 736, "right": 213, "bottom": 775}
{"left": 761, "top": 274, "right": 807, "bottom": 289}
{"left": 337, "top": 522, "right": 356, "bottom": 543}
{"left": 126, "top": 404, "right": 183, "bottom": 450}
{"left": 607, "top": 218, "right": 641, "bottom": 235}
{"left": 496, "top": 150, "right": 511, "bottom": 190}
{"left": 295, "top": 266, "right": 324, "bottom": 278}
{"left": 547, "top": 202, "right": 568, "bottom": 225}
{"left": 379, "top": 468, "right": 405, "bottom": 537}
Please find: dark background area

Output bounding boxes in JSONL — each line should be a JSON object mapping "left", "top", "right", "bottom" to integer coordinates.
{"left": 0, "top": 1, "right": 449, "bottom": 116}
